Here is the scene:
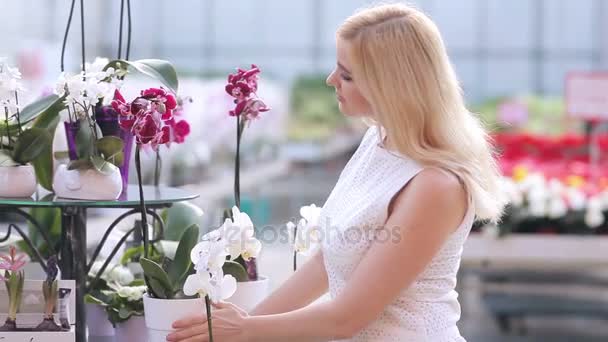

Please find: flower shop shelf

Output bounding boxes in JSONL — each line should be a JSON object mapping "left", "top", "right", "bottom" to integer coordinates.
{"left": 0, "top": 185, "right": 198, "bottom": 342}
{"left": 462, "top": 233, "right": 608, "bottom": 270}
{"left": 0, "top": 280, "right": 76, "bottom": 342}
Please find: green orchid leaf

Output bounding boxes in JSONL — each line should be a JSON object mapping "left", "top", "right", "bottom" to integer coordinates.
{"left": 12, "top": 128, "right": 52, "bottom": 164}
{"left": 222, "top": 260, "right": 249, "bottom": 282}
{"left": 140, "top": 258, "right": 173, "bottom": 297}
{"left": 67, "top": 159, "right": 94, "bottom": 171}
{"left": 53, "top": 151, "right": 70, "bottom": 160}
{"left": 91, "top": 155, "right": 116, "bottom": 175}
{"left": 18, "top": 94, "right": 61, "bottom": 124}
{"left": 95, "top": 136, "right": 124, "bottom": 166}
{"left": 30, "top": 95, "right": 66, "bottom": 191}
{"left": 75, "top": 120, "right": 94, "bottom": 160}
{"left": 104, "top": 59, "right": 179, "bottom": 94}
{"left": 168, "top": 224, "right": 199, "bottom": 290}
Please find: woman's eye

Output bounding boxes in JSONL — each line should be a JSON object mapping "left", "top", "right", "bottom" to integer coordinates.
{"left": 340, "top": 74, "right": 352, "bottom": 82}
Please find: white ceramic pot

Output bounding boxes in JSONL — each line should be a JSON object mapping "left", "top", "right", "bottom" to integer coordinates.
{"left": 0, "top": 165, "right": 37, "bottom": 198}
{"left": 53, "top": 164, "right": 123, "bottom": 200}
{"left": 143, "top": 294, "right": 205, "bottom": 342}
{"left": 115, "top": 315, "right": 148, "bottom": 342}
{"left": 85, "top": 303, "right": 114, "bottom": 337}
{"left": 226, "top": 275, "right": 270, "bottom": 313}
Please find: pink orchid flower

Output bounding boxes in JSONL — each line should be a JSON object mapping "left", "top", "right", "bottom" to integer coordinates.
{"left": 0, "top": 246, "right": 26, "bottom": 277}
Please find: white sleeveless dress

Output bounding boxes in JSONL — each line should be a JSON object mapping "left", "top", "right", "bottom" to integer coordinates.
{"left": 319, "top": 126, "right": 474, "bottom": 342}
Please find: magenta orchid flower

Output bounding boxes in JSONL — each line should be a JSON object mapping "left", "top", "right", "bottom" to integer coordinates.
{"left": 225, "top": 64, "right": 270, "bottom": 121}
{"left": 111, "top": 87, "right": 190, "bottom": 150}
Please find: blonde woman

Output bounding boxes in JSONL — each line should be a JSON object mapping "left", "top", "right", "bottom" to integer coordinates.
{"left": 168, "top": 3, "right": 505, "bottom": 341}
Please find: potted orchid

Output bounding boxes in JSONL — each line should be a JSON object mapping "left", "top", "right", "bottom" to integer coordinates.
{"left": 222, "top": 64, "right": 271, "bottom": 310}
{"left": 286, "top": 204, "right": 322, "bottom": 272}
{"left": 51, "top": 60, "right": 126, "bottom": 200}
{"left": 0, "top": 59, "right": 53, "bottom": 198}
{"left": 0, "top": 56, "right": 184, "bottom": 198}
{"left": 179, "top": 206, "right": 263, "bottom": 342}
{"left": 139, "top": 225, "right": 202, "bottom": 342}
{"left": 0, "top": 246, "right": 26, "bottom": 331}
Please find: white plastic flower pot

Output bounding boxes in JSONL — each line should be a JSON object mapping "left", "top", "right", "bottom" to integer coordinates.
{"left": 53, "top": 164, "right": 123, "bottom": 200}
{"left": 115, "top": 315, "right": 147, "bottom": 342}
{"left": 143, "top": 294, "right": 205, "bottom": 342}
{"left": 85, "top": 303, "right": 114, "bottom": 337}
{"left": 226, "top": 275, "right": 270, "bottom": 313}
{"left": 0, "top": 164, "right": 37, "bottom": 198}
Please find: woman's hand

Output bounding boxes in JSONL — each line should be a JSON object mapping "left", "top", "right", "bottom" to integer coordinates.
{"left": 166, "top": 301, "right": 250, "bottom": 342}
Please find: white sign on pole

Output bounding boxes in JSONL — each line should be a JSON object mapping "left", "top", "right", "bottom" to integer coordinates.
{"left": 565, "top": 72, "right": 608, "bottom": 120}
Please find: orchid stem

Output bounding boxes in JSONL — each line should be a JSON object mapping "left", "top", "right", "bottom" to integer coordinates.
{"left": 4, "top": 107, "right": 11, "bottom": 149}
{"left": 14, "top": 92, "right": 21, "bottom": 134}
{"left": 205, "top": 295, "right": 214, "bottom": 342}
{"left": 293, "top": 225, "right": 298, "bottom": 272}
{"left": 135, "top": 146, "right": 149, "bottom": 259}
{"left": 234, "top": 115, "right": 241, "bottom": 209}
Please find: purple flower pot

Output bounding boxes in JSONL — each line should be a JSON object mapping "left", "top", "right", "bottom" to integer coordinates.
{"left": 94, "top": 105, "right": 135, "bottom": 191}
{"left": 64, "top": 121, "right": 81, "bottom": 161}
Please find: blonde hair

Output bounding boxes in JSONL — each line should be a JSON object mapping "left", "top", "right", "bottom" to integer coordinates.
{"left": 338, "top": 3, "right": 506, "bottom": 222}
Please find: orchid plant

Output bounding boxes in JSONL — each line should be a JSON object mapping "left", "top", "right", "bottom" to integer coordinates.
{"left": 224, "top": 64, "right": 270, "bottom": 281}
{"left": 0, "top": 246, "right": 26, "bottom": 331}
{"left": 0, "top": 59, "right": 53, "bottom": 169}
{"left": 53, "top": 58, "right": 127, "bottom": 175}
{"left": 183, "top": 206, "right": 262, "bottom": 342}
{"left": 286, "top": 204, "right": 322, "bottom": 271}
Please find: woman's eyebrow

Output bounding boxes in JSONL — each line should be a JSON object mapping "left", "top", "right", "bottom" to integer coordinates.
{"left": 337, "top": 62, "right": 351, "bottom": 74}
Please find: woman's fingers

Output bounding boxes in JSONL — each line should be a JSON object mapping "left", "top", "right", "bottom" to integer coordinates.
{"left": 172, "top": 314, "right": 207, "bottom": 329}
{"left": 166, "top": 324, "right": 208, "bottom": 341}
{"left": 176, "top": 334, "right": 209, "bottom": 342}
{"left": 213, "top": 301, "right": 248, "bottom": 315}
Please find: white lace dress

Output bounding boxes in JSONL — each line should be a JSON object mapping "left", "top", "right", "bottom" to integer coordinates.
{"left": 319, "top": 126, "right": 474, "bottom": 341}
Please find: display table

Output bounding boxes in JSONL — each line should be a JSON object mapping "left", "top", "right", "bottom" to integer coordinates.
{"left": 0, "top": 185, "right": 198, "bottom": 342}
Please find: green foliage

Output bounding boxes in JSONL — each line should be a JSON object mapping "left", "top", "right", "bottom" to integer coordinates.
{"left": 84, "top": 280, "right": 146, "bottom": 327}
{"left": 289, "top": 75, "right": 347, "bottom": 141}
{"left": 471, "top": 95, "right": 568, "bottom": 135}
{"left": 16, "top": 207, "right": 61, "bottom": 260}
{"left": 222, "top": 260, "right": 249, "bottom": 282}
{"left": 11, "top": 128, "right": 52, "bottom": 165}
{"left": 103, "top": 59, "right": 179, "bottom": 94}
{"left": 140, "top": 225, "right": 199, "bottom": 299}
{"left": 157, "top": 202, "right": 204, "bottom": 241}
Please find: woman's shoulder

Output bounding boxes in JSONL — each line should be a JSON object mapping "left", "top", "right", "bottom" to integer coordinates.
{"left": 392, "top": 167, "right": 468, "bottom": 225}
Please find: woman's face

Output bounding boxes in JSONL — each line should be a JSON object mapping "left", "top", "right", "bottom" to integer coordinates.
{"left": 326, "top": 38, "right": 372, "bottom": 117}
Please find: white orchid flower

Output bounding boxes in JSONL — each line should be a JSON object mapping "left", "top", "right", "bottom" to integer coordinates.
{"left": 0, "top": 60, "right": 25, "bottom": 111}
{"left": 204, "top": 206, "right": 262, "bottom": 261}
{"left": 288, "top": 204, "right": 322, "bottom": 255}
{"left": 190, "top": 239, "right": 229, "bottom": 272}
{"left": 183, "top": 266, "right": 237, "bottom": 303}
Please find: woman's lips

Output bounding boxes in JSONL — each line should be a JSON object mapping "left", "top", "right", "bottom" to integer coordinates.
{"left": 337, "top": 95, "right": 344, "bottom": 102}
